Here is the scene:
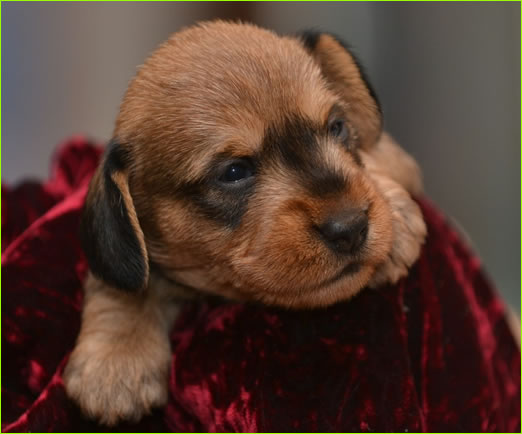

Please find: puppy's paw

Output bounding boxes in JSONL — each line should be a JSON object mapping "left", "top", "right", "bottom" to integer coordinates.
{"left": 367, "top": 173, "right": 427, "bottom": 287}
{"left": 365, "top": 132, "right": 424, "bottom": 196}
{"left": 63, "top": 335, "right": 170, "bottom": 425}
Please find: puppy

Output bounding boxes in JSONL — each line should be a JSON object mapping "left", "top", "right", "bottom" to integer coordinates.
{"left": 63, "top": 21, "right": 426, "bottom": 425}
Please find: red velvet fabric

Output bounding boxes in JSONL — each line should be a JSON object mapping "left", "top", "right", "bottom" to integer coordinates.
{"left": 2, "top": 138, "right": 520, "bottom": 432}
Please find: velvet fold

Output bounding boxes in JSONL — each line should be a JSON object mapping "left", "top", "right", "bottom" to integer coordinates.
{"left": 2, "top": 138, "right": 520, "bottom": 432}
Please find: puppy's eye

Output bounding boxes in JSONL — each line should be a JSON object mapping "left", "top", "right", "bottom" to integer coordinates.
{"left": 219, "top": 161, "right": 254, "bottom": 183}
{"left": 328, "top": 119, "right": 348, "bottom": 141}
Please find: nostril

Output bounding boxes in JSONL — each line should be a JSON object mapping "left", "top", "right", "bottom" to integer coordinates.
{"left": 318, "top": 209, "right": 369, "bottom": 254}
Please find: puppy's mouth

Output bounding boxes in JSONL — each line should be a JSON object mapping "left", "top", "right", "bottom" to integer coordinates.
{"left": 314, "top": 262, "right": 361, "bottom": 289}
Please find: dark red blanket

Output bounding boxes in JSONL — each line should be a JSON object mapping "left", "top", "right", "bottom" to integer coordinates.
{"left": 2, "top": 138, "right": 520, "bottom": 432}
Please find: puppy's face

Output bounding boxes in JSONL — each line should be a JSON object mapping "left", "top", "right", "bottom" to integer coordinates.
{"left": 82, "top": 22, "right": 393, "bottom": 308}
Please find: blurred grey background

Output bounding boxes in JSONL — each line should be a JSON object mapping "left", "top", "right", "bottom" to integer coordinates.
{"left": 3, "top": 2, "right": 520, "bottom": 311}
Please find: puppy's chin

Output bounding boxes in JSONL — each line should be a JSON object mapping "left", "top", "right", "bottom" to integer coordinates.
{"left": 250, "top": 263, "right": 377, "bottom": 308}
{"left": 168, "top": 260, "right": 376, "bottom": 308}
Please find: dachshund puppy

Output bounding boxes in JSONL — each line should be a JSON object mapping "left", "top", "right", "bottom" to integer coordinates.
{"left": 63, "top": 21, "right": 426, "bottom": 424}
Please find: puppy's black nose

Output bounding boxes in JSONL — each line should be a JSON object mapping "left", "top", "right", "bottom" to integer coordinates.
{"left": 318, "top": 209, "right": 368, "bottom": 254}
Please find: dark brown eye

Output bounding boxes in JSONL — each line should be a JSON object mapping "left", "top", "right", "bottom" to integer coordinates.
{"left": 328, "top": 119, "right": 348, "bottom": 141}
{"left": 219, "top": 161, "right": 254, "bottom": 183}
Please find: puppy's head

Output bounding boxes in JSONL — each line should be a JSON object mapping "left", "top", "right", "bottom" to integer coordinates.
{"left": 82, "top": 21, "right": 393, "bottom": 308}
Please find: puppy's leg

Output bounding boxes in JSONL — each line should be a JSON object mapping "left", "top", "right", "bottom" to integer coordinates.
{"left": 366, "top": 132, "right": 424, "bottom": 196}
{"left": 366, "top": 173, "right": 427, "bottom": 287}
{"left": 361, "top": 139, "right": 427, "bottom": 287}
{"left": 63, "top": 273, "right": 179, "bottom": 425}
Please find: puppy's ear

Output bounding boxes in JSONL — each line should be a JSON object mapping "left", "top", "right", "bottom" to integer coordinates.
{"left": 298, "top": 30, "right": 382, "bottom": 149}
{"left": 80, "top": 140, "right": 149, "bottom": 292}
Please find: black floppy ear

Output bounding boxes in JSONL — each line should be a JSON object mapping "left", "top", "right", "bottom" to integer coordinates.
{"left": 297, "top": 30, "right": 382, "bottom": 149}
{"left": 80, "top": 140, "right": 149, "bottom": 292}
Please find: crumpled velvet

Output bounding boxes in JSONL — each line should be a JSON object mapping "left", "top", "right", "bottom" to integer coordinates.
{"left": 2, "top": 138, "right": 520, "bottom": 432}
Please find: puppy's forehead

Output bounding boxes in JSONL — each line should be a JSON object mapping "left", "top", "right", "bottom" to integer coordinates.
{"left": 117, "top": 23, "right": 336, "bottom": 165}
{"left": 164, "top": 22, "right": 331, "bottom": 118}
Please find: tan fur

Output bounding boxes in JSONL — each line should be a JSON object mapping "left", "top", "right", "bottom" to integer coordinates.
{"left": 361, "top": 133, "right": 427, "bottom": 286}
{"left": 64, "top": 21, "right": 426, "bottom": 424}
{"left": 364, "top": 132, "right": 424, "bottom": 196}
{"left": 63, "top": 273, "right": 181, "bottom": 425}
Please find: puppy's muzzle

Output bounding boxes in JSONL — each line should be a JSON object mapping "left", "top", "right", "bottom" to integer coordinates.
{"left": 317, "top": 208, "right": 369, "bottom": 255}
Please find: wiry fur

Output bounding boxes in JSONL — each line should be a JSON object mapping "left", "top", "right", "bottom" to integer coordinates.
{"left": 64, "top": 21, "right": 426, "bottom": 424}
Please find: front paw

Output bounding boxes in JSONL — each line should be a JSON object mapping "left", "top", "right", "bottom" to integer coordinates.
{"left": 368, "top": 174, "right": 427, "bottom": 287}
{"left": 63, "top": 336, "right": 171, "bottom": 425}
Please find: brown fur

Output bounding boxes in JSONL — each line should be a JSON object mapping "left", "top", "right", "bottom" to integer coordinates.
{"left": 305, "top": 34, "right": 382, "bottom": 149}
{"left": 63, "top": 273, "right": 180, "bottom": 424}
{"left": 64, "top": 21, "right": 426, "bottom": 424}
